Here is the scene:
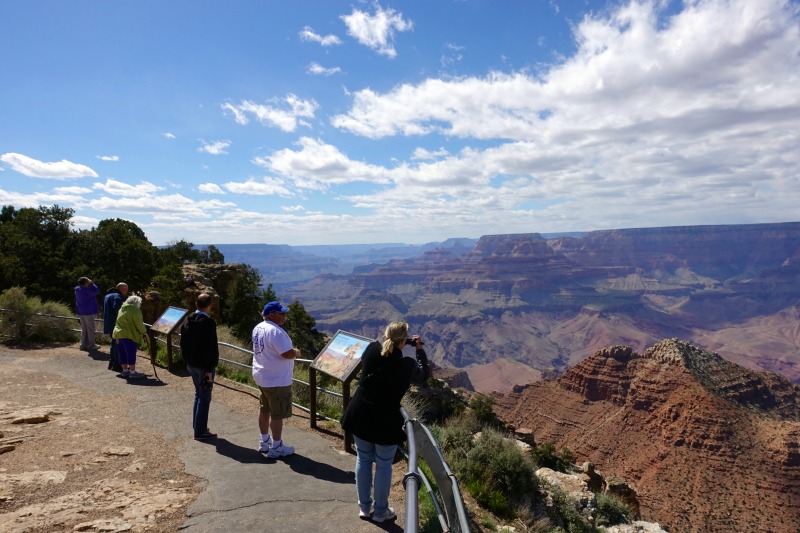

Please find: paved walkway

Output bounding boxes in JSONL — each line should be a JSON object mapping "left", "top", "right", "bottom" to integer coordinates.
{"left": 2, "top": 345, "right": 406, "bottom": 533}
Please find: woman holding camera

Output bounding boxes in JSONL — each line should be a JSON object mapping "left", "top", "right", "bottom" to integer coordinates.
{"left": 340, "top": 321, "right": 430, "bottom": 523}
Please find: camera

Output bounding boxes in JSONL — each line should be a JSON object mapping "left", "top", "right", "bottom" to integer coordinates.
{"left": 406, "top": 337, "right": 424, "bottom": 347}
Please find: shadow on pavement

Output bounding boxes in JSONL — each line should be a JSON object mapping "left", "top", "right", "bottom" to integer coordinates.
{"left": 126, "top": 377, "right": 167, "bottom": 387}
{"left": 86, "top": 349, "right": 109, "bottom": 362}
{"left": 284, "top": 453, "right": 354, "bottom": 485}
{"left": 204, "top": 438, "right": 266, "bottom": 464}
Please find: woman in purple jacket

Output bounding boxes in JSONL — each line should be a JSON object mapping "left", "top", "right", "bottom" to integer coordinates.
{"left": 74, "top": 277, "right": 100, "bottom": 351}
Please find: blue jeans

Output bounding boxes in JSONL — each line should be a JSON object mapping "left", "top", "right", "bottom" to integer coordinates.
{"left": 188, "top": 365, "right": 214, "bottom": 437}
{"left": 353, "top": 435, "right": 397, "bottom": 513}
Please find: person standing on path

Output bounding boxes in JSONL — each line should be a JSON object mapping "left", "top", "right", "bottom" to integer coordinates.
{"left": 112, "top": 295, "right": 148, "bottom": 379}
{"left": 103, "top": 282, "right": 128, "bottom": 371}
{"left": 74, "top": 277, "right": 100, "bottom": 351}
{"left": 340, "top": 321, "right": 430, "bottom": 523}
{"left": 180, "top": 293, "right": 220, "bottom": 440}
{"left": 251, "top": 300, "right": 300, "bottom": 458}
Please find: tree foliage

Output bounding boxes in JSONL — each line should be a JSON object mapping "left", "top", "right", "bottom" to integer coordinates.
{"left": 0, "top": 205, "right": 75, "bottom": 303}
{"left": 223, "top": 266, "right": 276, "bottom": 340}
{"left": 0, "top": 204, "right": 321, "bottom": 353}
{"left": 285, "top": 300, "right": 329, "bottom": 358}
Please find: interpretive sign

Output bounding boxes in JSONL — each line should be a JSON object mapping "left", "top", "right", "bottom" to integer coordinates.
{"left": 150, "top": 306, "right": 189, "bottom": 335}
{"left": 310, "top": 330, "right": 373, "bottom": 382}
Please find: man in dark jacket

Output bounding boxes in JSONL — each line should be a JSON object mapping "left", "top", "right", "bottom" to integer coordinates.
{"left": 180, "top": 293, "right": 220, "bottom": 440}
{"left": 103, "top": 283, "right": 128, "bottom": 371}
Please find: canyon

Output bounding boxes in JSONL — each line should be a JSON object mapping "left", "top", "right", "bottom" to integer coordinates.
{"left": 278, "top": 222, "right": 800, "bottom": 392}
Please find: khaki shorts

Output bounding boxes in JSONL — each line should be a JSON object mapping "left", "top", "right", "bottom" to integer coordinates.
{"left": 258, "top": 385, "right": 293, "bottom": 419}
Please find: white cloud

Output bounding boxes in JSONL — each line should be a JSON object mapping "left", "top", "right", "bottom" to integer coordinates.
{"left": 70, "top": 215, "right": 101, "bottom": 230}
{"left": 222, "top": 177, "right": 292, "bottom": 196}
{"left": 282, "top": 205, "right": 306, "bottom": 212}
{"left": 333, "top": 0, "right": 800, "bottom": 141}
{"left": 163, "top": 132, "right": 176, "bottom": 139}
{"left": 341, "top": 3, "right": 413, "bottom": 58}
{"left": 53, "top": 186, "right": 92, "bottom": 194}
{"left": 90, "top": 193, "right": 235, "bottom": 217}
{"left": 308, "top": 62, "right": 342, "bottom": 76}
{"left": 318, "top": 0, "right": 800, "bottom": 235}
{"left": 222, "top": 94, "right": 318, "bottom": 131}
{"left": 411, "top": 147, "right": 450, "bottom": 160}
{"left": 299, "top": 26, "right": 342, "bottom": 46}
{"left": 0, "top": 187, "right": 88, "bottom": 207}
{"left": 198, "top": 183, "right": 225, "bottom": 194}
{"left": 256, "top": 137, "right": 391, "bottom": 190}
{"left": 441, "top": 42, "right": 465, "bottom": 68}
{"left": 0, "top": 153, "right": 98, "bottom": 179}
{"left": 96, "top": 155, "right": 119, "bottom": 162}
{"left": 93, "top": 179, "right": 165, "bottom": 198}
{"left": 198, "top": 140, "right": 232, "bottom": 155}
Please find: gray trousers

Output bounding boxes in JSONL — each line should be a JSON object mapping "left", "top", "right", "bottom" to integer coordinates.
{"left": 78, "top": 315, "right": 97, "bottom": 350}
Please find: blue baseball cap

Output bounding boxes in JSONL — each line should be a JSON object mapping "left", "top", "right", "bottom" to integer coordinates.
{"left": 263, "top": 301, "right": 289, "bottom": 315}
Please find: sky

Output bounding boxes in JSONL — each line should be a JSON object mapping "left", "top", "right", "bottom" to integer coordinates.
{"left": 1, "top": 0, "right": 799, "bottom": 246}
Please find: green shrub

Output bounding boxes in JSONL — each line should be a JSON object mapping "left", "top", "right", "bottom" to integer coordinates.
{"left": 595, "top": 493, "right": 631, "bottom": 526}
{"left": 531, "top": 442, "right": 576, "bottom": 473}
{"left": 468, "top": 394, "right": 502, "bottom": 428}
{"left": 35, "top": 300, "right": 80, "bottom": 342}
{"left": 0, "top": 286, "right": 37, "bottom": 340}
{"left": 548, "top": 487, "right": 595, "bottom": 533}
{"left": 464, "top": 429, "right": 538, "bottom": 518}
{"left": 418, "top": 485, "right": 440, "bottom": 533}
{"left": 0, "top": 287, "right": 78, "bottom": 342}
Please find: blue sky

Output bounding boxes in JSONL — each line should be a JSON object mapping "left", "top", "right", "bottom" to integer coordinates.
{"left": 1, "top": 0, "right": 799, "bottom": 246}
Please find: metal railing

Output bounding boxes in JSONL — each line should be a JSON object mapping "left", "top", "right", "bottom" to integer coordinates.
{"left": 402, "top": 407, "right": 470, "bottom": 533}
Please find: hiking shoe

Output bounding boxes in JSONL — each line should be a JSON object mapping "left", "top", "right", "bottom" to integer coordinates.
{"left": 372, "top": 507, "right": 396, "bottom": 523}
{"left": 194, "top": 430, "right": 218, "bottom": 440}
{"left": 117, "top": 370, "right": 130, "bottom": 378}
{"left": 267, "top": 442, "right": 294, "bottom": 458}
{"left": 358, "top": 505, "right": 372, "bottom": 519}
{"left": 258, "top": 436, "right": 273, "bottom": 453}
{"left": 127, "top": 371, "right": 145, "bottom": 379}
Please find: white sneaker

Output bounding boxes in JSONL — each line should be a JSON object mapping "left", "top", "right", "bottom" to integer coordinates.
{"left": 267, "top": 442, "right": 294, "bottom": 458}
{"left": 127, "top": 371, "right": 145, "bottom": 379}
{"left": 372, "top": 507, "right": 396, "bottom": 523}
{"left": 258, "top": 436, "right": 273, "bottom": 453}
{"left": 358, "top": 505, "right": 372, "bottom": 519}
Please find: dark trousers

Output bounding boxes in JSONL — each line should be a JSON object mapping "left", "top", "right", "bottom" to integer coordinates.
{"left": 108, "top": 338, "right": 118, "bottom": 366}
{"left": 188, "top": 365, "right": 214, "bottom": 437}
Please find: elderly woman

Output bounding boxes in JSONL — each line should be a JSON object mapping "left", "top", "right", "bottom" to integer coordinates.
{"left": 340, "top": 321, "right": 430, "bottom": 523}
{"left": 112, "top": 295, "right": 148, "bottom": 380}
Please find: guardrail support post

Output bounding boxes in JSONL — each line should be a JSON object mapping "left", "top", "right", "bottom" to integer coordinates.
{"left": 343, "top": 379, "right": 353, "bottom": 454}
{"left": 309, "top": 366, "right": 317, "bottom": 429}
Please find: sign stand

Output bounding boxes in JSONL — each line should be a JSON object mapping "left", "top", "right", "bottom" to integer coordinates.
{"left": 148, "top": 306, "right": 189, "bottom": 370}
{"left": 308, "top": 330, "right": 373, "bottom": 453}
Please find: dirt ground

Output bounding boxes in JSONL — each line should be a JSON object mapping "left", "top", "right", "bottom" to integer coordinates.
{"left": 0, "top": 344, "right": 352, "bottom": 533}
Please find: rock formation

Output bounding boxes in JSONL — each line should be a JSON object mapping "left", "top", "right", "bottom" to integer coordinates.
{"left": 492, "top": 339, "right": 800, "bottom": 532}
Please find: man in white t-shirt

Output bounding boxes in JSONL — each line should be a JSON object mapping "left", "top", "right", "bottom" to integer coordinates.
{"left": 252, "top": 301, "right": 300, "bottom": 458}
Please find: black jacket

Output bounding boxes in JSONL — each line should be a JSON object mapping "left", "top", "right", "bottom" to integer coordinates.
{"left": 179, "top": 311, "right": 219, "bottom": 372}
{"left": 340, "top": 341, "right": 429, "bottom": 445}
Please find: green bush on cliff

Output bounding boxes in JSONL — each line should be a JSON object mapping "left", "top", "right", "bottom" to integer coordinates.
{"left": 434, "top": 418, "right": 539, "bottom": 520}
{"left": 531, "top": 442, "right": 576, "bottom": 473}
{"left": 595, "top": 493, "right": 632, "bottom": 526}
